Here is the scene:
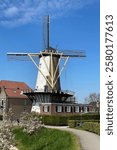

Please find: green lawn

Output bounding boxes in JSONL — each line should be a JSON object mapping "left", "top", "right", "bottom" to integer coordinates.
{"left": 13, "top": 127, "right": 81, "bottom": 150}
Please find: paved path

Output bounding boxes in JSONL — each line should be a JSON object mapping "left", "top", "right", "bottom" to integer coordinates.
{"left": 45, "top": 126, "right": 100, "bottom": 150}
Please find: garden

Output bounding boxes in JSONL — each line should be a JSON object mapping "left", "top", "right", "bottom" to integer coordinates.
{"left": 0, "top": 111, "right": 81, "bottom": 150}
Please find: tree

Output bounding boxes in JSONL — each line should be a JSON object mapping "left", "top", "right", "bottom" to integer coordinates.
{"left": 85, "top": 93, "right": 100, "bottom": 104}
{"left": 85, "top": 93, "right": 100, "bottom": 113}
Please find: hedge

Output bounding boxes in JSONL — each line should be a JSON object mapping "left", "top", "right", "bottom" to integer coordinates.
{"left": 41, "top": 114, "right": 100, "bottom": 126}
{"left": 42, "top": 115, "right": 68, "bottom": 126}
{"left": 68, "top": 120, "right": 78, "bottom": 128}
{"left": 81, "top": 122, "right": 100, "bottom": 135}
{"left": 68, "top": 120, "right": 100, "bottom": 135}
{"left": 68, "top": 120, "right": 100, "bottom": 128}
{"left": 0, "top": 113, "right": 100, "bottom": 126}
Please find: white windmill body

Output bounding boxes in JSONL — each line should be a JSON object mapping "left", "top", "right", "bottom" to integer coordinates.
{"left": 35, "top": 56, "right": 51, "bottom": 91}
{"left": 32, "top": 55, "right": 51, "bottom": 113}
{"left": 35, "top": 50, "right": 61, "bottom": 92}
{"left": 32, "top": 48, "right": 61, "bottom": 113}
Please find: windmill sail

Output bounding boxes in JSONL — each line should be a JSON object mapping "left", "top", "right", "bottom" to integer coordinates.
{"left": 7, "top": 49, "right": 86, "bottom": 60}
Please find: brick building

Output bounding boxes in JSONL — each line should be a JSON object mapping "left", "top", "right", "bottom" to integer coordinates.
{"left": 24, "top": 90, "right": 93, "bottom": 115}
{"left": 0, "top": 80, "right": 32, "bottom": 120}
{"left": 33, "top": 103, "right": 93, "bottom": 115}
{"left": 0, "top": 80, "right": 94, "bottom": 118}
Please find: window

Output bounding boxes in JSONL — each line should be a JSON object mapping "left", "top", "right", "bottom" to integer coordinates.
{"left": 79, "top": 107, "right": 83, "bottom": 112}
{"left": 84, "top": 107, "right": 88, "bottom": 113}
{"left": 2, "top": 100, "right": 3, "bottom": 106}
{"left": 43, "top": 105, "right": 49, "bottom": 112}
{"left": 1, "top": 99, "right": 4, "bottom": 108}
{"left": 87, "top": 107, "right": 89, "bottom": 112}
{"left": 66, "top": 106, "right": 71, "bottom": 112}
{"left": 57, "top": 106, "right": 62, "bottom": 112}
{"left": 44, "top": 85, "right": 48, "bottom": 92}
{"left": 75, "top": 106, "right": 79, "bottom": 112}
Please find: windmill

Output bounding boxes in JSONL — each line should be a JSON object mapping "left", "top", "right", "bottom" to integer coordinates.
{"left": 7, "top": 16, "right": 86, "bottom": 113}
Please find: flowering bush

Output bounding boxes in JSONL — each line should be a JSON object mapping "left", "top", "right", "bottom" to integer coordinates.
{"left": 0, "top": 125, "right": 16, "bottom": 150}
{"left": 0, "top": 109, "right": 43, "bottom": 150}
{"left": 0, "top": 115, "right": 16, "bottom": 150}
{"left": 4, "top": 108, "right": 14, "bottom": 123}
{"left": 19, "top": 112, "right": 43, "bottom": 135}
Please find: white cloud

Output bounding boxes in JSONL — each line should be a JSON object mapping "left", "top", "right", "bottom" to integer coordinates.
{"left": 0, "top": 0, "right": 98, "bottom": 27}
{"left": 4, "top": 6, "right": 19, "bottom": 17}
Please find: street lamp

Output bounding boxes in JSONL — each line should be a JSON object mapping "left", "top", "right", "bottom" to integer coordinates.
{"left": 96, "top": 100, "right": 99, "bottom": 115}
{"left": 80, "top": 108, "right": 83, "bottom": 126}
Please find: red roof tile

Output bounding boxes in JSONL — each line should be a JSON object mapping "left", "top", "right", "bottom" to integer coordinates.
{"left": 0, "top": 80, "right": 32, "bottom": 98}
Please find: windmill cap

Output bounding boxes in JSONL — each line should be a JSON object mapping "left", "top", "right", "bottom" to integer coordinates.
{"left": 43, "top": 46, "right": 56, "bottom": 53}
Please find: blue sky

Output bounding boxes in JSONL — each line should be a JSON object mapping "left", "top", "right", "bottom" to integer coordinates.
{"left": 0, "top": 0, "right": 100, "bottom": 103}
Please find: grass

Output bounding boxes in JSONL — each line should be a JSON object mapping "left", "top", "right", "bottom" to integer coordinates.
{"left": 13, "top": 127, "right": 81, "bottom": 150}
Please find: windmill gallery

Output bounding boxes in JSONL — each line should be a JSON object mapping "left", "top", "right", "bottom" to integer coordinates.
{"left": 0, "top": 16, "right": 94, "bottom": 118}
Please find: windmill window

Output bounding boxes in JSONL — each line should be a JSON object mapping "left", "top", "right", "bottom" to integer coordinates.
{"left": 44, "top": 105, "right": 49, "bottom": 112}
{"left": 44, "top": 85, "right": 48, "bottom": 92}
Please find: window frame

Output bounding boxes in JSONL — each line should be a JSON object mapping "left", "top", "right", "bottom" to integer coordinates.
{"left": 56, "top": 105, "right": 62, "bottom": 113}
{"left": 66, "top": 106, "right": 71, "bottom": 112}
{"left": 75, "top": 106, "right": 79, "bottom": 112}
{"left": 43, "top": 105, "right": 49, "bottom": 112}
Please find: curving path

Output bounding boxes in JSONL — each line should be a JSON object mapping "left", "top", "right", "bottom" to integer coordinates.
{"left": 45, "top": 126, "right": 100, "bottom": 150}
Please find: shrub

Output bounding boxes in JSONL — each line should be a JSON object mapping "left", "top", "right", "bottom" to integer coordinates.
{"left": 81, "top": 122, "right": 100, "bottom": 135}
{"left": 42, "top": 115, "right": 68, "bottom": 126}
{"left": 0, "top": 111, "right": 44, "bottom": 150}
{"left": 68, "top": 119, "right": 100, "bottom": 128}
{"left": 41, "top": 114, "right": 100, "bottom": 126}
{"left": 0, "top": 124, "right": 16, "bottom": 150}
{"left": 0, "top": 109, "right": 17, "bottom": 150}
{"left": 81, "top": 114, "right": 100, "bottom": 120}
{"left": 19, "top": 112, "right": 43, "bottom": 135}
{"left": 68, "top": 120, "right": 78, "bottom": 128}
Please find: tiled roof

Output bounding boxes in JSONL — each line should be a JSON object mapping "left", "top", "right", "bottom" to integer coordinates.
{"left": 0, "top": 80, "right": 32, "bottom": 98}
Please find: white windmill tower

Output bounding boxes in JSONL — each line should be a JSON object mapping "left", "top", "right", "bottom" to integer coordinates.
{"left": 7, "top": 16, "right": 86, "bottom": 113}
